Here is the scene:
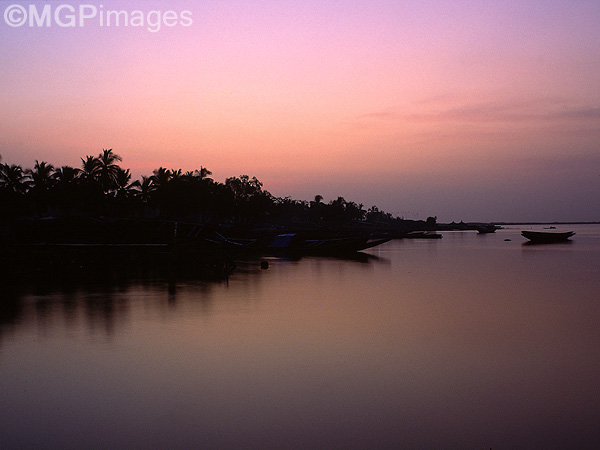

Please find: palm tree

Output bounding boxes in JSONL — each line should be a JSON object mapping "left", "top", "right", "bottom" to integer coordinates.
{"left": 26, "top": 160, "right": 56, "bottom": 215}
{"left": 150, "top": 167, "right": 173, "bottom": 217}
{"left": 27, "top": 160, "right": 55, "bottom": 191}
{"left": 113, "top": 168, "right": 139, "bottom": 200}
{"left": 169, "top": 168, "right": 183, "bottom": 184}
{"left": 80, "top": 155, "right": 99, "bottom": 183}
{"left": 136, "top": 175, "right": 156, "bottom": 204}
{"left": 52, "top": 165, "right": 81, "bottom": 215}
{"left": 96, "top": 148, "right": 122, "bottom": 193}
{"left": 151, "top": 167, "right": 171, "bottom": 189}
{"left": 197, "top": 166, "right": 212, "bottom": 182}
{"left": 54, "top": 166, "right": 81, "bottom": 186}
{"left": 0, "top": 163, "right": 31, "bottom": 195}
{"left": 77, "top": 155, "right": 106, "bottom": 214}
{"left": 0, "top": 163, "right": 31, "bottom": 217}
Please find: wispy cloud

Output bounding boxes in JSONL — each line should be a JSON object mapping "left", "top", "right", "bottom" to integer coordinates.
{"left": 407, "top": 102, "right": 600, "bottom": 123}
{"left": 551, "top": 107, "right": 600, "bottom": 120}
{"left": 354, "top": 100, "right": 600, "bottom": 125}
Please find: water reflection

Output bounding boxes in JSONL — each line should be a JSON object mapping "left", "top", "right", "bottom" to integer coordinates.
{"left": 522, "top": 240, "right": 574, "bottom": 246}
{"left": 1, "top": 252, "right": 388, "bottom": 342}
{"left": 1, "top": 228, "right": 599, "bottom": 449}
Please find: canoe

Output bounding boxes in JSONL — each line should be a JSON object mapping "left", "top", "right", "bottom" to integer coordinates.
{"left": 521, "top": 230, "right": 575, "bottom": 243}
{"left": 404, "top": 231, "right": 443, "bottom": 239}
{"left": 204, "top": 232, "right": 391, "bottom": 254}
{"left": 269, "top": 234, "right": 391, "bottom": 253}
{"left": 476, "top": 225, "right": 497, "bottom": 233}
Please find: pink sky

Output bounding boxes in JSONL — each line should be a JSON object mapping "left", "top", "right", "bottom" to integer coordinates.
{"left": 1, "top": 0, "right": 599, "bottom": 222}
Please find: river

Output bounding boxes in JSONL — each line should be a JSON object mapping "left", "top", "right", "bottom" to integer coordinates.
{"left": 1, "top": 224, "right": 599, "bottom": 449}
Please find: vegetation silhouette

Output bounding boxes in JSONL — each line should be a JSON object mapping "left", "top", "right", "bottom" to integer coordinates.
{"left": 0, "top": 150, "right": 444, "bottom": 279}
{"left": 1, "top": 149, "right": 431, "bottom": 232}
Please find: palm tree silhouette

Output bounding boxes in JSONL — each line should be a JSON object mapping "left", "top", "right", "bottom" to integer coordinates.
{"left": 136, "top": 175, "right": 156, "bottom": 204}
{"left": 78, "top": 155, "right": 105, "bottom": 214}
{"left": 97, "top": 149, "right": 123, "bottom": 194}
{"left": 150, "top": 167, "right": 173, "bottom": 217}
{"left": 27, "top": 160, "right": 55, "bottom": 191}
{"left": 0, "top": 163, "right": 31, "bottom": 195}
{"left": 52, "top": 165, "right": 82, "bottom": 215}
{"left": 0, "top": 163, "right": 31, "bottom": 217}
{"left": 113, "top": 168, "right": 139, "bottom": 200}
{"left": 198, "top": 166, "right": 212, "bottom": 182}
{"left": 80, "top": 155, "right": 100, "bottom": 183}
{"left": 54, "top": 166, "right": 81, "bottom": 185}
{"left": 169, "top": 168, "right": 183, "bottom": 184}
{"left": 151, "top": 167, "right": 171, "bottom": 189}
{"left": 0, "top": 153, "right": 397, "bottom": 228}
{"left": 27, "top": 160, "right": 56, "bottom": 216}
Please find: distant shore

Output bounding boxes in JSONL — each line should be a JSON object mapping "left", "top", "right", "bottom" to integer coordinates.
{"left": 494, "top": 221, "right": 600, "bottom": 225}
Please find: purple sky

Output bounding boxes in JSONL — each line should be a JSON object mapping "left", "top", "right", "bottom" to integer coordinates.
{"left": 1, "top": 0, "right": 599, "bottom": 222}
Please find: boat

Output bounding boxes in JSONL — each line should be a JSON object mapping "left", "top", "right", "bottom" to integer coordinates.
{"left": 404, "top": 231, "right": 443, "bottom": 239}
{"left": 268, "top": 233, "right": 391, "bottom": 254}
{"left": 202, "top": 231, "right": 391, "bottom": 254}
{"left": 303, "top": 236, "right": 391, "bottom": 253}
{"left": 476, "top": 224, "right": 497, "bottom": 234}
{"left": 521, "top": 230, "right": 575, "bottom": 243}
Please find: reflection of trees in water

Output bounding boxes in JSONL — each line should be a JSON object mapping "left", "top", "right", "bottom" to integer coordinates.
{"left": 0, "top": 284, "right": 22, "bottom": 339}
{"left": 0, "top": 282, "right": 134, "bottom": 341}
{"left": 0, "top": 274, "right": 223, "bottom": 344}
{"left": 0, "top": 251, "right": 386, "bottom": 344}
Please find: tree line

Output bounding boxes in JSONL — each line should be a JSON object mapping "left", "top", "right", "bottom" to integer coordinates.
{"left": 0, "top": 149, "right": 406, "bottom": 226}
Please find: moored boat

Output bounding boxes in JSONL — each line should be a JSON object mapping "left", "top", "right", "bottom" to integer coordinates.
{"left": 476, "top": 224, "right": 497, "bottom": 234}
{"left": 268, "top": 233, "right": 391, "bottom": 254}
{"left": 202, "top": 230, "right": 391, "bottom": 254}
{"left": 521, "top": 230, "right": 575, "bottom": 243}
{"left": 404, "top": 231, "right": 443, "bottom": 239}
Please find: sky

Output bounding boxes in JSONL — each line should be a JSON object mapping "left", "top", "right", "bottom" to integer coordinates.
{"left": 1, "top": 0, "right": 599, "bottom": 222}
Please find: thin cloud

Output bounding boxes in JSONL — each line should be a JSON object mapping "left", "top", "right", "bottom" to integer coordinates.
{"left": 355, "top": 100, "right": 600, "bottom": 124}
{"left": 552, "top": 107, "right": 600, "bottom": 120}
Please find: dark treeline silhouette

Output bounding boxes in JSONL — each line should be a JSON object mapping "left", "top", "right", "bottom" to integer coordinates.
{"left": 0, "top": 150, "right": 443, "bottom": 279}
{"left": 0, "top": 149, "right": 433, "bottom": 231}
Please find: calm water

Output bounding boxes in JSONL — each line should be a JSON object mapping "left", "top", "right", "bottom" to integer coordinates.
{"left": 1, "top": 225, "right": 599, "bottom": 449}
